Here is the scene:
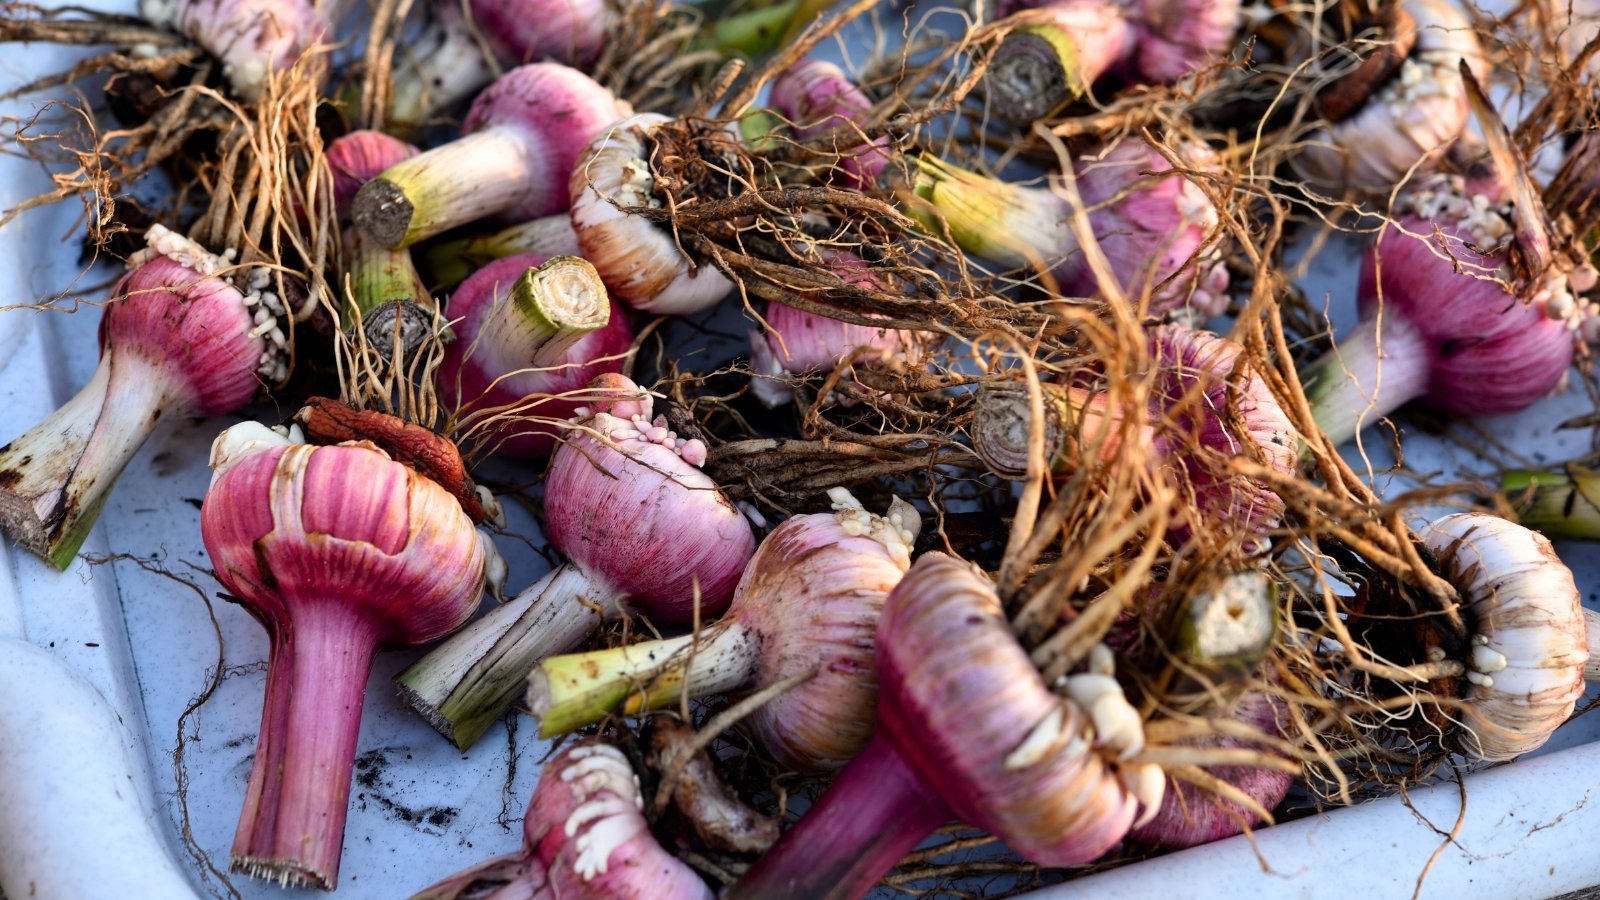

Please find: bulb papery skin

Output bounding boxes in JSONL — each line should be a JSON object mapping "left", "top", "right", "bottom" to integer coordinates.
{"left": 1304, "top": 209, "right": 1574, "bottom": 447}
{"left": 202, "top": 441, "right": 486, "bottom": 889}
{"left": 327, "top": 130, "right": 420, "bottom": 218}
{"left": 748, "top": 252, "right": 910, "bottom": 407}
{"left": 1295, "top": 0, "right": 1485, "bottom": 194}
{"left": 734, "top": 510, "right": 913, "bottom": 770}
{"left": 468, "top": 0, "right": 612, "bottom": 77}
{"left": 569, "top": 114, "right": 734, "bottom": 314}
{"left": 1058, "top": 139, "right": 1230, "bottom": 317}
{"left": 1130, "top": 0, "right": 1240, "bottom": 82}
{"left": 411, "top": 740, "right": 713, "bottom": 900}
{"left": 0, "top": 254, "right": 265, "bottom": 568}
{"left": 209, "top": 421, "right": 302, "bottom": 488}
{"left": 1126, "top": 693, "right": 1293, "bottom": 848}
{"left": 448, "top": 64, "right": 622, "bottom": 222}
{"left": 1146, "top": 324, "right": 1296, "bottom": 553}
{"left": 355, "top": 63, "right": 625, "bottom": 249}
{"left": 917, "top": 137, "right": 1228, "bottom": 318}
{"left": 142, "top": 0, "right": 329, "bottom": 100}
{"left": 545, "top": 397, "right": 755, "bottom": 613}
{"left": 767, "top": 60, "right": 892, "bottom": 188}
{"left": 530, "top": 505, "right": 912, "bottom": 770}
{"left": 733, "top": 553, "right": 1146, "bottom": 900}
{"left": 438, "top": 254, "right": 633, "bottom": 457}
{"left": 1416, "top": 513, "right": 1587, "bottom": 762}
{"left": 877, "top": 553, "right": 1141, "bottom": 863}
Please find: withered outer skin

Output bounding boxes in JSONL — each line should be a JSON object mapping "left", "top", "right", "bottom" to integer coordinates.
{"left": 645, "top": 718, "right": 780, "bottom": 855}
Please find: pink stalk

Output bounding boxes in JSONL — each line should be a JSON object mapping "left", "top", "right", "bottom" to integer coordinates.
{"left": 438, "top": 253, "right": 632, "bottom": 457}
{"left": 529, "top": 490, "right": 918, "bottom": 771}
{"left": 767, "top": 60, "right": 892, "bottom": 189}
{"left": 395, "top": 373, "right": 756, "bottom": 750}
{"left": 747, "top": 251, "right": 912, "bottom": 407}
{"left": 355, "top": 63, "right": 625, "bottom": 249}
{"left": 914, "top": 136, "right": 1230, "bottom": 318}
{"left": 410, "top": 739, "right": 712, "bottom": 899}
{"left": 730, "top": 553, "right": 1152, "bottom": 899}
{"left": 202, "top": 428, "right": 487, "bottom": 889}
{"left": 569, "top": 114, "right": 734, "bottom": 314}
{"left": 0, "top": 228, "right": 276, "bottom": 569}
{"left": 731, "top": 733, "right": 953, "bottom": 897}
{"left": 973, "top": 325, "right": 1296, "bottom": 554}
{"left": 389, "top": 0, "right": 614, "bottom": 128}
{"left": 1302, "top": 178, "right": 1580, "bottom": 447}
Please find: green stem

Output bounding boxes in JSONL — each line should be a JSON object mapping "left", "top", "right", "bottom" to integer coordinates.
{"left": 511, "top": 257, "right": 609, "bottom": 365}
{"left": 908, "top": 154, "right": 1070, "bottom": 270}
{"left": 394, "top": 563, "right": 625, "bottom": 750}
{"left": 985, "top": 1, "right": 1134, "bottom": 123}
{"left": 354, "top": 126, "right": 535, "bottom": 249}
{"left": 708, "top": 0, "right": 840, "bottom": 56}
{"left": 986, "top": 25, "right": 1088, "bottom": 123}
{"left": 528, "top": 620, "right": 756, "bottom": 737}
{"left": 344, "top": 227, "right": 428, "bottom": 323}
{"left": 418, "top": 215, "right": 580, "bottom": 290}
{"left": 466, "top": 256, "right": 610, "bottom": 381}
{"left": 0, "top": 351, "right": 172, "bottom": 569}
{"left": 1501, "top": 466, "right": 1600, "bottom": 540}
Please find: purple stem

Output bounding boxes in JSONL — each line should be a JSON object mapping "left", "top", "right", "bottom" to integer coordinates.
{"left": 728, "top": 732, "right": 951, "bottom": 900}
{"left": 231, "top": 600, "right": 380, "bottom": 890}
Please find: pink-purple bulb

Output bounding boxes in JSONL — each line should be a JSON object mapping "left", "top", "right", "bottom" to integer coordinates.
{"left": 544, "top": 375, "right": 755, "bottom": 620}
{"left": 1356, "top": 217, "right": 1573, "bottom": 416}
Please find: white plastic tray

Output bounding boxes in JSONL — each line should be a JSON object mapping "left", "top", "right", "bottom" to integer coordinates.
{"left": 2, "top": 7, "right": 1598, "bottom": 900}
